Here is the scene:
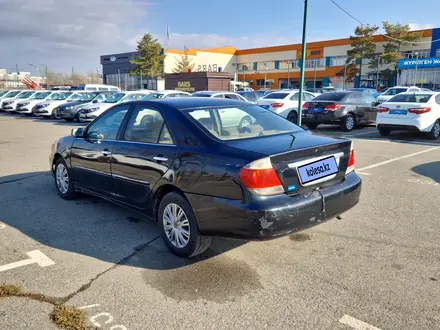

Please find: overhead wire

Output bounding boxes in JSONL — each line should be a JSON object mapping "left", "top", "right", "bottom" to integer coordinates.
{"left": 329, "top": 0, "right": 440, "bottom": 45}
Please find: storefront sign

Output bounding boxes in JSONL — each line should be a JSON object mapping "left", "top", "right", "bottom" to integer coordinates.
{"left": 196, "top": 64, "right": 218, "bottom": 72}
{"left": 398, "top": 57, "right": 440, "bottom": 69}
{"left": 175, "top": 81, "right": 196, "bottom": 92}
{"left": 297, "top": 49, "right": 322, "bottom": 59}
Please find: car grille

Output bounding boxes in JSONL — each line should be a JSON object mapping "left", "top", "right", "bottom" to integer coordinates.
{"left": 35, "top": 104, "right": 46, "bottom": 110}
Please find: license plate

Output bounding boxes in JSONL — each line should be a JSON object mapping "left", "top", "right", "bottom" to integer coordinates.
{"left": 310, "top": 108, "right": 323, "bottom": 113}
{"left": 261, "top": 105, "right": 270, "bottom": 110}
{"left": 389, "top": 109, "right": 407, "bottom": 115}
{"left": 297, "top": 156, "right": 339, "bottom": 184}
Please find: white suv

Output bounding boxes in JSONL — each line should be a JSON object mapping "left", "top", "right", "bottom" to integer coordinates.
{"left": 376, "top": 92, "right": 440, "bottom": 139}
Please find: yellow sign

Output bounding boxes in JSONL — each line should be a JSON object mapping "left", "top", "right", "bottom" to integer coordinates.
{"left": 297, "top": 48, "right": 323, "bottom": 59}
{"left": 176, "top": 81, "right": 195, "bottom": 92}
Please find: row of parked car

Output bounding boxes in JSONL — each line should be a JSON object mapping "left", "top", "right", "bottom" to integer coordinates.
{"left": 1, "top": 85, "right": 439, "bottom": 139}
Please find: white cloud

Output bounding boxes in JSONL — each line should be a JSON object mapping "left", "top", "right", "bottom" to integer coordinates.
{"left": 409, "top": 23, "right": 434, "bottom": 31}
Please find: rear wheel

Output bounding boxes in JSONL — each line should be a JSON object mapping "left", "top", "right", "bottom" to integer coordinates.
{"left": 158, "top": 192, "right": 211, "bottom": 258}
{"left": 378, "top": 127, "right": 391, "bottom": 137}
{"left": 287, "top": 111, "right": 298, "bottom": 125}
{"left": 340, "top": 114, "right": 355, "bottom": 132}
{"left": 306, "top": 123, "right": 319, "bottom": 130}
{"left": 427, "top": 120, "right": 440, "bottom": 140}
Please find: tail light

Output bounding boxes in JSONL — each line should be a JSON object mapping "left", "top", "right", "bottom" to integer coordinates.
{"left": 239, "top": 157, "right": 284, "bottom": 196}
{"left": 346, "top": 143, "right": 355, "bottom": 174}
{"left": 324, "top": 104, "right": 342, "bottom": 111}
{"left": 271, "top": 103, "right": 284, "bottom": 108}
{"left": 302, "top": 103, "right": 309, "bottom": 110}
{"left": 377, "top": 107, "right": 390, "bottom": 113}
{"left": 408, "top": 107, "right": 431, "bottom": 114}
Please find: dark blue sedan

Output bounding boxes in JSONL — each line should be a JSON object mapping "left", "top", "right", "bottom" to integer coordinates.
{"left": 50, "top": 98, "right": 361, "bottom": 258}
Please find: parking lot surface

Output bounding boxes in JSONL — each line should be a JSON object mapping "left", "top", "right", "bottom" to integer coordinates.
{"left": 1, "top": 113, "right": 440, "bottom": 330}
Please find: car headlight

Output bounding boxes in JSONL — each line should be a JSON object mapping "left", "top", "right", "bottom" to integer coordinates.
{"left": 21, "top": 102, "right": 30, "bottom": 106}
{"left": 89, "top": 107, "right": 100, "bottom": 113}
{"left": 65, "top": 106, "right": 74, "bottom": 110}
{"left": 3, "top": 101, "right": 13, "bottom": 105}
{"left": 39, "top": 103, "right": 50, "bottom": 108}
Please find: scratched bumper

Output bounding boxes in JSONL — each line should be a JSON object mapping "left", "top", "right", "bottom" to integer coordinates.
{"left": 186, "top": 172, "right": 362, "bottom": 240}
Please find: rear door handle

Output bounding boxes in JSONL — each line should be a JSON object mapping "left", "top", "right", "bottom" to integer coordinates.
{"left": 102, "top": 150, "right": 111, "bottom": 156}
{"left": 154, "top": 156, "right": 168, "bottom": 162}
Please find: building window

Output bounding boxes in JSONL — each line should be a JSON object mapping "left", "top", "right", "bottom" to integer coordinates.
{"left": 401, "top": 50, "right": 430, "bottom": 59}
{"left": 256, "top": 79, "right": 274, "bottom": 87}
{"left": 330, "top": 56, "right": 348, "bottom": 66}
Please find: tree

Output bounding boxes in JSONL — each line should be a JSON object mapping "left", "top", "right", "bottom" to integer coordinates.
{"left": 347, "top": 24, "right": 379, "bottom": 86}
{"left": 129, "top": 33, "right": 165, "bottom": 78}
{"left": 172, "top": 51, "right": 195, "bottom": 73}
{"left": 380, "top": 22, "right": 423, "bottom": 78}
{"left": 337, "top": 62, "right": 359, "bottom": 85}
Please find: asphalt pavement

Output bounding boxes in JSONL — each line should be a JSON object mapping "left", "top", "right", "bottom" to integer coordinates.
{"left": 1, "top": 112, "right": 439, "bottom": 330}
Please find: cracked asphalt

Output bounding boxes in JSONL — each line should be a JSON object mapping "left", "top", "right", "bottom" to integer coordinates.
{"left": 1, "top": 113, "right": 440, "bottom": 330}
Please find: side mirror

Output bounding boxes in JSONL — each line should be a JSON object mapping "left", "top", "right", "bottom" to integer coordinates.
{"left": 71, "top": 128, "right": 84, "bottom": 137}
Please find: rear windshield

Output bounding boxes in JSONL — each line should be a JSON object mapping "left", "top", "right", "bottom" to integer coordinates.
{"left": 312, "top": 92, "right": 349, "bottom": 101}
{"left": 262, "top": 92, "right": 289, "bottom": 99}
{"left": 388, "top": 94, "right": 432, "bottom": 103}
{"left": 191, "top": 93, "right": 212, "bottom": 97}
{"left": 382, "top": 88, "right": 407, "bottom": 96}
{"left": 185, "top": 105, "right": 302, "bottom": 141}
{"left": 142, "top": 93, "right": 164, "bottom": 99}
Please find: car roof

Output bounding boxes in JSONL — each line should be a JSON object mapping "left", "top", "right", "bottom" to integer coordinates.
{"left": 154, "top": 90, "right": 190, "bottom": 95}
{"left": 132, "top": 97, "right": 248, "bottom": 109}
{"left": 393, "top": 91, "right": 435, "bottom": 95}
{"left": 192, "top": 91, "right": 236, "bottom": 95}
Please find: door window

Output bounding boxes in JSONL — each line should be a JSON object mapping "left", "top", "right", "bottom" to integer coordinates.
{"left": 303, "top": 92, "right": 315, "bottom": 101}
{"left": 213, "top": 94, "right": 224, "bottom": 98}
{"left": 85, "top": 105, "right": 130, "bottom": 140}
{"left": 224, "top": 94, "right": 240, "bottom": 100}
{"left": 290, "top": 93, "right": 299, "bottom": 101}
{"left": 123, "top": 106, "right": 173, "bottom": 144}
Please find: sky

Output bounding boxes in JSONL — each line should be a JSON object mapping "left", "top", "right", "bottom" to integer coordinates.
{"left": 0, "top": 0, "right": 438, "bottom": 75}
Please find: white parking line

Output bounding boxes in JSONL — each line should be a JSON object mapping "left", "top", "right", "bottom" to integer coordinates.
{"left": 357, "top": 147, "right": 439, "bottom": 172}
{"left": 342, "top": 130, "right": 378, "bottom": 138}
{"left": 0, "top": 250, "right": 55, "bottom": 273}
{"left": 79, "top": 304, "right": 101, "bottom": 310}
{"left": 356, "top": 172, "right": 371, "bottom": 176}
{"left": 339, "top": 314, "right": 383, "bottom": 330}
{"left": 0, "top": 223, "right": 5, "bottom": 230}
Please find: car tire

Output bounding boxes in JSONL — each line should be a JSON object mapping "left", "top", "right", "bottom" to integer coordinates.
{"left": 378, "top": 127, "right": 391, "bottom": 136}
{"left": 74, "top": 113, "right": 81, "bottom": 122}
{"left": 287, "top": 111, "right": 298, "bottom": 125}
{"left": 239, "top": 116, "right": 252, "bottom": 128}
{"left": 64, "top": 118, "right": 74, "bottom": 122}
{"left": 340, "top": 114, "right": 356, "bottom": 132}
{"left": 427, "top": 120, "right": 440, "bottom": 140}
{"left": 54, "top": 158, "right": 77, "bottom": 200}
{"left": 306, "top": 123, "right": 319, "bottom": 130}
{"left": 158, "top": 192, "right": 211, "bottom": 258}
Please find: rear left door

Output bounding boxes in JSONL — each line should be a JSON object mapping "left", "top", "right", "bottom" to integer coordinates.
{"left": 111, "top": 104, "right": 178, "bottom": 209}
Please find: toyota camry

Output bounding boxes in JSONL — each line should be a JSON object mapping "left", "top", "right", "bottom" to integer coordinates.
{"left": 50, "top": 98, "right": 362, "bottom": 258}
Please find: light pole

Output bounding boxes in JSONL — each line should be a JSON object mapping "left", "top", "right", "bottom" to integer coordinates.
{"left": 343, "top": 62, "right": 347, "bottom": 90}
{"left": 313, "top": 61, "right": 317, "bottom": 89}
{"left": 297, "top": 0, "right": 309, "bottom": 126}
{"left": 434, "top": 68, "right": 437, "bottom": 90}
{"left": 414, "top": 52, "right": 419, "bottom": 86}
{"left": 287, "top": 60, "right": 291, "bottom": 88}
{"left": 375, "top": 55, "right": 380, "bottom": 89}
{"left": 264, "top": 63, "right": 268, "bottom": 89}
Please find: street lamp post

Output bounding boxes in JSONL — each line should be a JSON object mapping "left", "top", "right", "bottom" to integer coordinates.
{"left": 414, "top": 52, "right": 419, "bottom": 86}
{"left": 343, "top": 62, "right": 347, "bottom": 90}
{"left": 264, "top": 63, "right": 268, "bottom": 90}
{"left": 297, "top": 0, "right": 309, "bottom": 126}
{"left": 375, "top": 55, "right": 380, "bottom": 89}
{"left": 313, "top": 61, "right": 317, "bottom": 89}
{"left": 287, "top": 61, "right": 291, "bottom": 89}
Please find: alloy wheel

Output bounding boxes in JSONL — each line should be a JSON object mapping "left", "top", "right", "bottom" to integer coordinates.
{"left": 163, "top": 203, "right": 190, "bottom": 248}
{"left": 56, "top": 163, "right": 69, "bottom": 194}
{"left": 345, "top": 116, "right": 355, "bottom": 130}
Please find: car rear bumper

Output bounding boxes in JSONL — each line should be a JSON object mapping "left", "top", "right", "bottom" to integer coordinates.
{"left": 302, "top": 111, "right": 344, "bottom": 124}
{"left": 376, "top": 117, "right": 433, "bottom": 132}
{"left": 187, "top": 171, "right": 362, "bottom": 240}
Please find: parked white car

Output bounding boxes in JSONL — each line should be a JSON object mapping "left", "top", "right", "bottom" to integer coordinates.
{"left": 33, "top": 91, "right": 87, "bottom": 118}
{"left": 0, "top": 90, "right": 21, "bottom": 100}
{"left": 256, "top": 90, "right": 316, "bottom": 123}
{"left": 15, "top": 91, "right": 58, "bottom": 115}
{"left": 376, "top": 86, "right": 421, "bottom": 105}
{"left": 376, "top": 91, "right": 440, "bottom": 139}
{"left": 0, "top": 90, "right": 29, "bottom": 109}
{"left": 2, "top": 91, "right": 37, "bottom": 111}
{"left": 78, "top": 91, "right": 151, "bottom": 122}
{"left": 142, "top": 90, "right": 191, "bottom": 99}
{"left": 191, "top": 91, "right": 249, "bottom": 102}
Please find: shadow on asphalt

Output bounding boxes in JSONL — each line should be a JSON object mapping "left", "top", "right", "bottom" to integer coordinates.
{"left": 0, "top": 171, "right": 247, "bottom": 271}
{"left": 0, "top": 112, "right": 87, "bottom": 126}
{"left": 412, "top": 162, "right": 440, "bottom": 183}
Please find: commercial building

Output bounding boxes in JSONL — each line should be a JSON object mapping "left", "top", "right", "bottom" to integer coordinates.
{"left": 101, "top": 27, "right": 440, "bottom": 91}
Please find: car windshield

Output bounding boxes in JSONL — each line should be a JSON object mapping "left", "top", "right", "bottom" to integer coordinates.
{"left": 262, "top": 92, "right": 289, "bottom": 99}
{"left": 104, "top": 93, "right": 125, "bottom": 103}
{"left": 79, "top": 93, "right": 98, "bottom": 102}
{"left": 142, "top": 93, "right": 164, "bottom": 99}
{"left": 18, "top": 91, "right": 35, "bottom": 98}
{"left": 5, "top": 91, "right": 21, "bottom": 98}
{"left": 312, "top": 92, "right": 349, "bottom": 101}
{"left": 185, "top": 105, "right": 302, "bottom": 141}
{"left": 191, "top": 93, "right": 213, "bottom": 97}
{"left": 31, "top": 92, "right": 51, "bottom": 99}
{"left": 53, "top": 92, "right": 73, "bottom": 100}
{"left": 68, "top": 93, "right": 83, "bottom": 101}
{"left": 383, "top": 88, "right": 407, "bottom": 96}
{"left": 388, "top": 94, "right": 432, "bottom": 103}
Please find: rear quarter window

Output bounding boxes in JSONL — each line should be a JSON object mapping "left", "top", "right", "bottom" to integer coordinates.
{"left": 388, "top": 94, "right": 433, "bottom": 103}
{"left": 263, "top": 93, "right": 289, "bottom": 99}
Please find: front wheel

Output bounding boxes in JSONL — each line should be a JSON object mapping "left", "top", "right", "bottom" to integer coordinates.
{"left": 427, "top": 120, "right": 440, "bottom": 140}
{"left": 54, "top": 158, "right": 77, "bottom": 200}
{"left": 287, "top": 111, "right": 298, "bottom": 125}
{"left": 340, "top": 114, "right": 355, "bottom": 132}
{"left": 158, "top": 192, "right": 211, "bottom": 258}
